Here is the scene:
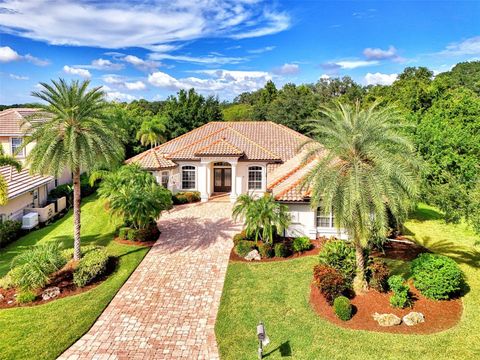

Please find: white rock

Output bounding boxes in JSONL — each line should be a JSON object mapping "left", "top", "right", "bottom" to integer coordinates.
{"left": 42, "top": 287, "right": 60, "bottom": 301}
{"left": 373, "top": 312, "right": 402, "bottom": 326}
{"left": 245, "top": 249, "right": 261, "bottom": 261}
{"left": 402, "top": 312, "right": 425, "bottom": 326}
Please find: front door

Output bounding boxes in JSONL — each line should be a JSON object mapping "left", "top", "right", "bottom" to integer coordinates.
{"left": 214, "top": 167, "right": 231, "bottom": 192}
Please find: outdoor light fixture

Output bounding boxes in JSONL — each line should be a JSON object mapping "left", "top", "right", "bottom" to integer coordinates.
{"left": 256, "top": 321, "right": 270, "bottom": 359}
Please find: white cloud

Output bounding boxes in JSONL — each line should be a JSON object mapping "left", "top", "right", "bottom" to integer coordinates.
{"left": 104, "top": 91, "right": 137, "bottom": 102}
{"left": 0, "top": 1, "right": 290, "bottom": 49}
{"left": 125, "top": 81, "right": 146, "bottom": 91}
{"left": 23, "top": 54, "right": 50, "bottom": 66}
{"left": 90, "top": 58, "right": 124, "bottom": 71}
{"left": 148, "top": 53, "right": 245, "bottom": 65}
{"left": 272, "top": 63, "right": 299, "bottom": 75}
{"left": 364, "top": 72, "right": 398, "bottom": 86}
{"left": 9, "top": 73, "right": 29, "bottom": 80}
{"left": 438, "top": 36, "right": 480, "bottom": 56}
{"left": 363, "top": 46, "right": 397, "bottom": 60}
{"left": 122, "top": 55, "right": 160, "bottom": 71}
{"left": 319, "top": 74, "right": 330, "bottom": 80}
{"left": 148, "top": 69, "right": 271, "bottom": 96}
{"left": 0, "top": 46, "right": 21, "bottom": 62}
{"left": 63, "top": 65, "right": 91, "bottom": 78}
{"left": 335, "top": 60, "right": 379, "bottom": 69}
{"left": 248, "top": 46, "right": 276, "bottom": 54}
{"left": 102, "top": 75, "right": 147, "bottom": 91}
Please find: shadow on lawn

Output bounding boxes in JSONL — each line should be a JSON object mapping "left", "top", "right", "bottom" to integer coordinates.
{"left": 264, "top": 340, "right": 292, "bottom": 358}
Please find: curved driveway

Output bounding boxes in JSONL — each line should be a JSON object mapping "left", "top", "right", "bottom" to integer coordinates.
{"left": 60, "top": 201, "right": 240, "bottom": 360}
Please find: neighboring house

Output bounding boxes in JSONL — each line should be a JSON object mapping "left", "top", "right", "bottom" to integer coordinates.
{"left": 0, "top": 108, "right": 72, "bottom": 222}
{"left": 127, "top": 121, "right": 347, "bottom": 239}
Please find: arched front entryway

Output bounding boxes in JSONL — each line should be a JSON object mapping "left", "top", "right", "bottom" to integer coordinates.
{"left": 213, "top": 162, "right": 231, "bottom": 193}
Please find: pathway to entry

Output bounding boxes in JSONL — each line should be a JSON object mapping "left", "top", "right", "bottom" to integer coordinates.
{"left": 60, "top": 201, "right": 240, "bottom": 359}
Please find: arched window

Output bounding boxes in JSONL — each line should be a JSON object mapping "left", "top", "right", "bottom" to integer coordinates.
{"left": 181, "top": 166, "right": 196, "bottom": 189}
{"left": 248, "top": 166, "right": 262, "bottom": 190}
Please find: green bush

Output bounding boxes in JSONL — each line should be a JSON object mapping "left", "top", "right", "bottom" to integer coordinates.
{"left": 61, "top": 245, "right": 100, "bottom": 262}
{"left": 0, "top": 220, "right": 22, "bottom": 248}
{"left": 9, "top": 243, "right": 66, "bottom": 291}
{"left": 233, "top": 230, "right": 248, "bottom": 245}
{"left": 183, "top": 191, "right": 201, "bottom": 203}
{"left": 16, "top": 290, "right": 37, "bottom": 304}
{"left": 0, "top": 273, "right": 13, "bottom": 290}
{"left": 235, "top": 240, "right": 255, "bottom": 257}
{"left": 411, "top": 253, "right": 464, "bottom": 300}
{"left": 313, "top": 264, "right": 346, "bottom": 305}
{"left": 172, "top": 191, "right": 201, "bottom": 205}
{"left": 118, "top": 227, "right": 130, "bottom": 240}
{"left": 172, "top": 194, "right": 188, "bottom": 204}
{"left": 368, "top": 260, "right": 390, "bottom": 292}
{"left": 333, "top": 296, "right": 352, "bottom": 321}
{"left": 274, "top": 242, "right": 290, "bottom": 258}
{"left": 258, "top": 243, "right": 274, "bottom": 258}
{"left": 292, "top": 236, "right": 312, "bottom": 253}
{"left": 127, "top": 228, "right": 139, "bottom": 241}
{"left": 388, "top": 275, "right": 411, "bottom": 308}
{"left": 318, "top": 240, "right": 356, "bottom": 284}
{"left": 73, "top": 248, "right": 109, "bottom": 288}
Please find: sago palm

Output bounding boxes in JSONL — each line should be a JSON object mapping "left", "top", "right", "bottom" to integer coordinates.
{"left": 0, "top": 147, "right": 22, "bottom": 205}
{"left": 302, "top": 102, "right": 419, "bottom": 293}
{"left": 24, "top": 79, "right": 124, "bottom": 260}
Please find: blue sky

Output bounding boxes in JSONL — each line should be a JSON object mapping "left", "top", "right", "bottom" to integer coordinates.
{"left": 0, "top": 0, "right": 479, "bottom": 104}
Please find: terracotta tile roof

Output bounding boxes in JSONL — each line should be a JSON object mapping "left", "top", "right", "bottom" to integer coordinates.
{"left": 0, "top": 166, "right": 53, "bottom": 199}
{"left": 194, "top": 138, "right": 244, "bottom": 156}
{"left": 126, "top": 150, "right": 176, "bottom": 170}
{"left": 0, "top": 108, "right": 48, "bottom": 135}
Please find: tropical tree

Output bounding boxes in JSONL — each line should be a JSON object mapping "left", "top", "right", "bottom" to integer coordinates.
{"left": 302, "top": 102, "right": 419, "bottom": 293}
{"left": 232, "top": 193, "right": 291, "bottom": 244}
{"left": 0, "top": 147, "right": 22, "bottom": 205}
{"left": 95, "top": 165, "right": 172, "bottom": 229}
{"left": 24, "top": 79, "right": 124, "bottom": 260}
{"left": 136, "top": 115, "right": 167, "bottom": 148}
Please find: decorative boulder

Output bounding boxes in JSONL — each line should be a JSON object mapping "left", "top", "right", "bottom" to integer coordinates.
{"left": 245, "top": 249, "right": 261, "bottom": 261}
{"left": 0, "top": 294, "right": 4, "bottom": 301}
{"left": 373, "top": 312, "right": 402, "bottom": 326}
{"left": 403, "top": 312, "right": 425, "bottom": 326}
{"left": 42, "top": 287, "right": 60, "bottom": 301}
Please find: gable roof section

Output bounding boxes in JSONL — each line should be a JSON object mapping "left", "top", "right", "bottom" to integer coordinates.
{"left": 194, "top": 138, "right": 244, "bottom": 156}
{"left": 126, "top": 150, "right": 176, "bottom": 170}
{"left": 0, "top": 166, "right": 53, "bottom": 200}
{"left": 0, "top": 108, "right": 47, "bottom": 135}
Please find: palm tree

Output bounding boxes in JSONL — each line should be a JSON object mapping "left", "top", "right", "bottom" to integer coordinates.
{"left": 0, "top": 147, "right": 22, "bottom": 205}
{"left": 233, "top": 193, "right": 291, "bottom": 244}
{"left": 136, "top": 115, "right": 166, "bottom": 148}
{"left": 24, "top": 79, "right": 124, "bottom": 260}
{"left": 302, "top": 102, "right": 419, "bottom": 293}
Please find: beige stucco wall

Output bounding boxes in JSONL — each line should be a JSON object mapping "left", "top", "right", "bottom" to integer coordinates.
{"left": 0, "top": 136, "right": 35, "bottom": 164}
{"left": 0, "top": 184, "right": 49, "bottom": 221}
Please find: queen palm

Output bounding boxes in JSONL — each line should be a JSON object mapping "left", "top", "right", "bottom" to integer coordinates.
{"left": 136, "top": 115, "right": 166, "bottom": 148}
{"left": 0, "top": 147, "right": 22, "bottom": 205}
{"left": 24, "top": 79, "right": 124, "bottom": 260}
{"left": 302, "top": 102, "right": 419, "bottom": 293}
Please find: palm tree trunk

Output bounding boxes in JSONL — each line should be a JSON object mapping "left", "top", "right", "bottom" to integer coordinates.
{"left": 353, "top": 234, "right": 368, "bottom": 294}
{"left": 73, "top": 169, "right": 82, "bottom": 261}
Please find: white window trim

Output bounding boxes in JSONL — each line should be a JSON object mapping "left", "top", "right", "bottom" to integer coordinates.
{"left": 161, "top": 170, "right": 170, "bottom": 188}
{"left": 247, "top": 164, "right": 266, "bottom": 191}
{"left": 10, "top": 137, "right": 25, "bottom": 158}
{"left": 181, "top": 165, "right": 197, "bottom": 190}
{"left": 316, "top": 207, "right": 335, "bottom": 229}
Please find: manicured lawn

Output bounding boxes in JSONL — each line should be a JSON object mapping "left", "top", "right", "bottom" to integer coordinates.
{"left": 0, "top": 195, "right": 149, "bottom": 360}
{"left": 215, "top": 204, "right": 480, "bottom": 360}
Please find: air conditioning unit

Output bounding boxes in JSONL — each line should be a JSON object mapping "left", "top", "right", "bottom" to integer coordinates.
{"left": 22, "top": 212, "right": 39, "bottom": 230}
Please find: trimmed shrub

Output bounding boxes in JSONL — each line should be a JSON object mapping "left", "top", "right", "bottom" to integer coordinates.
{"left": 313, "top": 264, "right": 346, "bottom": 305}
{"left": 136, "top": 224, "right": 160, "bottom": 242}
{"left": 233, "top": 232, "right": 247, "bottom": 245}
{"left": 172, "top": 191, "right": 201, "bottom": 205}
{"left": 333, "top": 296, "right": 352, "bottom": 321}
{"left": 127, "top": 228, "right": 139, "bottom": 241}
{"left": 172, "top": 194, "right": 188, "bottom": 204}
{"left": 0, "top": 220, "right": 22, "bottom": 248}
{"left": 118, "top": 227, "right": 130, "bottom": 240}
{"left": 61, "top": 245, "right": 99, "bottom": 262}
{"left": 292, "top": 236, "right": 312, "bottom": 253}
{"left": 73, "top": 248, "right": 109, "bottom": 288}
{"left": 368, "top": 260, "right": 390, "bottom": 292}
{"left": 0, "top": 273, "right": 13, "bottom": 290}
{"left": 235, "top": 240, "right": 255, "bottom": 257}
{"left": 258, "top": 243, "right": 274, "bottom": 258}
{"left": 411, "top": 253, "right": 464, "bottom": 300}
{"left": 318, "top": 240, "right": 356, "bottom": 284}
{"left": 16, "top": 290, "right": 37, "bottom": 304}
{"left": 274, "top": 243, "right": 290, "bottom": 258}
{"left": 183, "top": 191, "right": 201, "bottom": 203}
{"left": 388, "top": 275, "right": 411, "bottom": 308}
{"left": 9, "top": 243, "right": 66, "bottom": 291}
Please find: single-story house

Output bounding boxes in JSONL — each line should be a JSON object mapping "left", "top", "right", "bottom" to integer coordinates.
{"left": 128, "top": 121, "right": 347, "bottom": 240}
{"left": 0, "top": 108, "right": 72, "bottom": 222}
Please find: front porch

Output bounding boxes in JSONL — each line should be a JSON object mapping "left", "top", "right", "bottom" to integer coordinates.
{"left": 197, "top": 158, "right": 242, "bottom": 203}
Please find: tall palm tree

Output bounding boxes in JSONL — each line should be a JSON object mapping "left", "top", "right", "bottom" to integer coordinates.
{"left": 24, "top": 79, "right": 124, "bottom": 260}
{"left": 0, "top": 147, "right": 22, "bottom": 205}
{"left": 136, "top": 115, "right": 166, "bottom": 148}
{"left": 302, "top": 102, "right": 419, "bottom": 293}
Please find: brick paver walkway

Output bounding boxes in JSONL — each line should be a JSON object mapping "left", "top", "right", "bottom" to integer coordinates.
{"left": 60, "top": 201, "right": 240, "bottom": 360}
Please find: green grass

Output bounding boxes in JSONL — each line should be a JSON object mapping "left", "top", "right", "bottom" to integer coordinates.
{"left": 0, "top": 195, "right": 149, "bottom": 360}
{"left": 215, "top": 204, "right": 480, "bottom": 360}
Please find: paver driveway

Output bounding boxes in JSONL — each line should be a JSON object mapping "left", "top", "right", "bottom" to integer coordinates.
{"left": 60, "top": 201, "right": 240, "bottom": 360}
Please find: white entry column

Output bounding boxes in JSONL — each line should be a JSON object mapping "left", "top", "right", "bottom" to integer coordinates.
{"left": 199, "top": 161, "right": 209, "bottom": 202}
{"left": 229, "top": 160, "right": 238, "bottom": 202}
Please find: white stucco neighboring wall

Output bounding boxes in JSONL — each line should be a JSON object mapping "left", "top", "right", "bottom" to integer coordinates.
{"left": 0, "top": 184, "right": 48, "bottom": 221}
{"left": 284, "top": 202, "right": 348, "bottom": 240}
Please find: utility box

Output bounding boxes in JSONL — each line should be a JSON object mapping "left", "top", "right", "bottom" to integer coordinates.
{"left": 22, "top": 212, "right": 39, "bottom": 230}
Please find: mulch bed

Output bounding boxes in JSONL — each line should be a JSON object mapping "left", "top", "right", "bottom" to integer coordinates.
{"left": 115, "top": 237, "right": 157, "bottom": 247}
{"left": 229, "top": 239, "right": 321, "bottom": 262}
{"left": 372, "top": 238, "right": 431, "bottom": 261}
{"left": 0, "top": 258, "right": 117, "bottom": 309}
{"left": 310, "top": 283, "right": 463, "bottom": 334}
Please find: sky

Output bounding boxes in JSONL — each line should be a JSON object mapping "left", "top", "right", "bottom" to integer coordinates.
{"left": 0, "top": 0, "right": 479, "bottom": 104}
